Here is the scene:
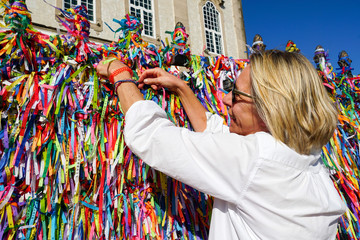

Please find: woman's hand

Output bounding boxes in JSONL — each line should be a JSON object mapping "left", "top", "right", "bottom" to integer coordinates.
{"left": 96, "top": 58, "right": 131, "bottom": 80}
{"left": 139, "top": 67, "right": 207, "bottom": 132}
{"left": 138, "top": 68, "right": 185, "bottom": 93}
{"left": 96, "top": 58, "right": 142, "bottom": 115}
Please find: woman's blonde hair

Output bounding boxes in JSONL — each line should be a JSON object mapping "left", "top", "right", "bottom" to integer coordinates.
{"left": 250, "top": 50, "right": 337, "bottom": 155}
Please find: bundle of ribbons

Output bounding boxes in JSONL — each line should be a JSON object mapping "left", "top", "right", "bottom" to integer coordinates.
{"left": 315, "top": 47, "right": 360, "bottom": 240}
{"left": 0, "top": 1, "right": 359, "bottom": 239}
{"left": 0, "top": 1, "right": 246, "bottom": 239}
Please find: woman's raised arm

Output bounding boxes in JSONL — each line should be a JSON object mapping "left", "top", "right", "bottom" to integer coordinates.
{"left": 138, "top": 68, "right": 207, "bottom": 132}
{"left": 96, "top": 59, "right": 143, "bottom": 115}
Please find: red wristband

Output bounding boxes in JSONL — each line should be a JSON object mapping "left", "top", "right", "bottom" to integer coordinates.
{"left": 109, "top": 67, "right": 133, "bottom": 84}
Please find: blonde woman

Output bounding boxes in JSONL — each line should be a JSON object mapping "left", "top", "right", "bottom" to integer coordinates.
{"left": 97, "top": 50, "right": 345, "bottom": 240}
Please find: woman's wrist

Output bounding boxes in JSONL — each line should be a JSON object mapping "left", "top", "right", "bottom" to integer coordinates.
{"left": 175, "top": 80, "right": 190, "bottom": 96}
{"left": 111, "top": 71, "right": 132, "bottom": 82}
{"left": 109, "top": 67, "right": 133, "bottom": 84}
{"left": 103, "top": 59, "right": 132, "bottom": 82}
{"left": 114, "top": 79, "right": 138, "bottom": 92}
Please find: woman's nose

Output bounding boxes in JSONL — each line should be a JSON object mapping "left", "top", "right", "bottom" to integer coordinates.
{"left": 222, "top": 92, "right": 232, "bottom": 107}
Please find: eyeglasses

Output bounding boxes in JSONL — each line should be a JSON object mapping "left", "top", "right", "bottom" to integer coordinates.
{"left": 231, "top": 81, "right": 254, "bottom": 102}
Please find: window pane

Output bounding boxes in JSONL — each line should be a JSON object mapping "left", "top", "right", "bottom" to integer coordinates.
{"left": 203, "top": 1, "right": 222, "bottom": 54}
{"left": 130, "top": 0, "right": 154, "bottom": 37}
{"left": 64, "top": 0, "right": 70, "bottom": 8}
{"left": 215, "top": 34, "right": 222, "bottom": 54}
{"left": 62, "top": 0, "right": 99, "bottom": 24}
{"left": 146, "top": 0, "right": 151, "bottom": 10}
{"left": 203, "top": 2, "right": 220, "bottom": 33}
{"left": 144, "top": 11, "right": 149, "bottom": 24}
{"left": 78, "top": 0, "right": 95, "bottom": 21}
{"left": 205, "top": 30, "right": 214, "bottom": 53}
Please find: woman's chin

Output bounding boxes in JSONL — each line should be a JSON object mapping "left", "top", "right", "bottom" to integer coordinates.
{"left": 229, "top": 125, "right": 240, "bottom": 135}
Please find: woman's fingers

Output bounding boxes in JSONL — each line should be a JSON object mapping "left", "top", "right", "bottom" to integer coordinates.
{"left": 138, "top": 68, "right": 182, "bottom": 92}
{"left": 96, "top": 59, "right": 129, "bottom": 78}
{"left": 96, "top": 60, "right": 108, "bottom": 76}
{"left": 150, "top": 84, "right": 160, "bottom": 90}
{"left": 138, "top": 69, "right": 157, "bottom": 83}
{"left": 144, "top": 77, "right": 163, "bottom": 89}
{"left": 143, "top": 77, "right": 159, "bottom": 85}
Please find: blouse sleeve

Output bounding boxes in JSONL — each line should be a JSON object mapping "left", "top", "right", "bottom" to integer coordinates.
{"left": 204, "top": 112, "right": 230, "bottom": 134}
{"left": 124, "top": 100, "right": 260, "bottom": 204}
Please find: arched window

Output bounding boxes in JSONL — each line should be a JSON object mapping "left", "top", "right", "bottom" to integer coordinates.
{"left": 63, "top": 0, "right": 95, "bottom": 22}
{"left": 203, "top": 1, "right": 223, "bottom": 54}
{"left": 129, "top": 0, "right": 155, "bottom": 38}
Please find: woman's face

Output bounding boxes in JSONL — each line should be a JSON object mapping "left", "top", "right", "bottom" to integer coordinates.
{"left": 222, "top": 65, "right": 267, "bottom": 135}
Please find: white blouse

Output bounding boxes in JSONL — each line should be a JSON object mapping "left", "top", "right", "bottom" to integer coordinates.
{"left": 124, "top": 100, "right": 346, "bottom": 240}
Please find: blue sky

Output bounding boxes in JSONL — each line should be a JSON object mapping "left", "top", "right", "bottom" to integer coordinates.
{"left": 241, "top": 0, "right": 360, "bottom": 75}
